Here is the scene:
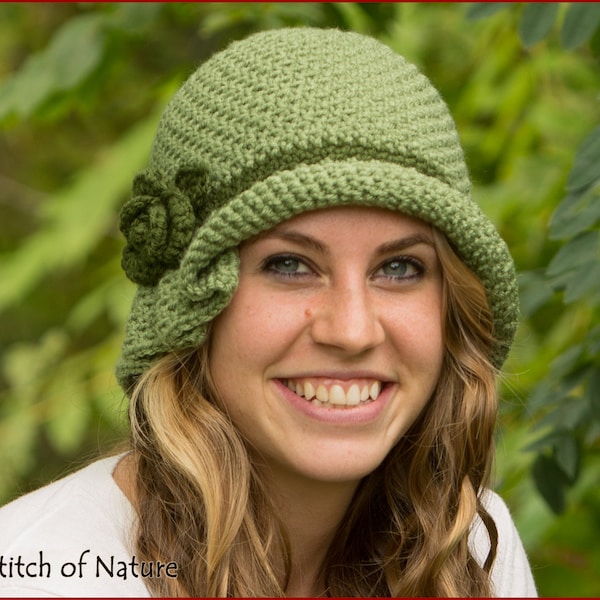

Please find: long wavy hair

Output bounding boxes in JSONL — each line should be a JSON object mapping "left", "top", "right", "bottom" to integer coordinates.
{"left": 127, "top": 227, "right": 500, "bottom": 597}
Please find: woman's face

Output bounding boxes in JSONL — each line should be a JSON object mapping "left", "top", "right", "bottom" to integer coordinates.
{"left": 210, "top": 206, "right": 444, "bottom": 486}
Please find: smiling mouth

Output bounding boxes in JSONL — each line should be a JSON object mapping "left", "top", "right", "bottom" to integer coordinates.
{"left": 282, "top": 378, "right": 384, "bottom": 408}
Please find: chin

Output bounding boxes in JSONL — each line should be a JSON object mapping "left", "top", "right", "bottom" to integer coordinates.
{"left": 276, "top": 446, "right": 391, "bottom": 485}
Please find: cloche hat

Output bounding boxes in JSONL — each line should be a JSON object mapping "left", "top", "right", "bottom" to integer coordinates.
{"left": 116, "top": 27, "right": 518, "bottom": 393}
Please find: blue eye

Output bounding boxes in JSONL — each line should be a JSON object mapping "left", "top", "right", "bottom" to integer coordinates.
{"left": 263, "top": 254, "right": 312, "bottom": 277}
{"left": 376, "top": 258, "right": 422, "bottom": 280}
{"left": 272, "top": 257, "right": 300, "bottom": 273}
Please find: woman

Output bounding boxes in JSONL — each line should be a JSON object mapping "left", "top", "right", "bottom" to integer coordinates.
{"left": 0, "top": 28, "right": 536, "bottom": 597}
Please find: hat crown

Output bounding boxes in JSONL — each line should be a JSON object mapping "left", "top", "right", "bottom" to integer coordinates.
{"left": 150, "top": 28, "right": 469, "bottom": 202}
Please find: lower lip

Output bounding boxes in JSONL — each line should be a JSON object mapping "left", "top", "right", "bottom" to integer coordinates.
{"left": 273, "top": 379, "right": 391, "bottom": 426}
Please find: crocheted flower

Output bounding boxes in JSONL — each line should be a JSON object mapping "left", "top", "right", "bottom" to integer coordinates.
{"left": 120, "top": 169, "right": 196, "bottom": 286}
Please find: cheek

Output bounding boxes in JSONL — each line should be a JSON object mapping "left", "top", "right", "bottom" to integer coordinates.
{"left": 388, "top": 294, "right": 444, "bottom": 371}
{"left": 211, "top": 285, "right": 306, "bottom": 370}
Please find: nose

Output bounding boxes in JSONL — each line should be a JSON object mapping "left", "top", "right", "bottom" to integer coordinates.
{"left": 309, "top": 281, "right": 385, "bottom": 355}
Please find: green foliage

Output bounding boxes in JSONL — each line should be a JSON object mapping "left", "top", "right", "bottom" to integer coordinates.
{"left": 561, "top": 3, "right": 600, "bottom": 50}
{"left": 0, "top": 113, "right": 160, "bottom": 311}
{"left": 470, "top": 1, "right": 600, "bottom": 49}
{"left": 0, "top": 14, "right": 106, "bottom": 119}
{"left": 466, "top": 3, "right": 510, "bottom": 21}
{"left": 1, "top": 3, "right": 599, "bottom": 595}
{"left": 470, "top": 4, "right": 599, "bottom": 594}
{"left": 519, "top": 3, "right": 560, "bottom": 48}
{"left": 466, "top": 5, "right": 599, "bottom": 534}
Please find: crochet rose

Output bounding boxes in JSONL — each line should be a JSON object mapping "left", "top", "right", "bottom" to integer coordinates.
{"left": 120, "top": 169, "right": 196, "bottom": 286}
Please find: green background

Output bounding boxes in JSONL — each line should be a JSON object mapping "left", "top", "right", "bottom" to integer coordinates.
{"left": 1, "top": 3, "right": 599, "bottom": 596}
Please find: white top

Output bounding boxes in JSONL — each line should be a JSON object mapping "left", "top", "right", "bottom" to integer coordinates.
{"left": 0, "top": 454, "right": 537, "bottom": 597}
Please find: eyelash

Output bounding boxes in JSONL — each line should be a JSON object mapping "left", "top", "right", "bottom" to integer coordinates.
{"left": 374, "top": 256, "right": 424, "bottom": 281}
{"left": 261, "top": 253, "right": 425, "bottom": 282}
{"left": 261, "top": 254, "right": 315, "bottom": 279}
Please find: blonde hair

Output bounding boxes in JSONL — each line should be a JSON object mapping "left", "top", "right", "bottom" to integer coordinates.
{"left": 128, "top": 229, "right": 499, "bottom": 597}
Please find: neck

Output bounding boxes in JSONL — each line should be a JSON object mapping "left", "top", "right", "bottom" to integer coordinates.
{"left": 263, "top": 465, "right": 360, "bottom": 597}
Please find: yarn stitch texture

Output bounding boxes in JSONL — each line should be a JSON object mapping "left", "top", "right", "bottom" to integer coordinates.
{"left": 116, "top": 28, "right": 519, "bottom": 393}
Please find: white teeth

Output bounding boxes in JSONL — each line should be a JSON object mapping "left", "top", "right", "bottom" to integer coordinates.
{"left": 329, "top": 384, "right": 346, "bottom": 405}
{"left": 360, "top": 385, "right": 370, "bottom": 402}
{"left": 286, "top": 378, "right": 384, "bottom": 407}
{"left": 369, "top": 381, "right": 381, "bottom": 400}
{"left": 347, "top": 384, "right": 361, "bottom": 406}
{"left": 316, "top": 385, "right": 328, "bottom": 403}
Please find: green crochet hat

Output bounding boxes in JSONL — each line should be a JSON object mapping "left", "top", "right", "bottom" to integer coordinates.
{"left": 116, "top": 27, "right": 518, "bottom": 393}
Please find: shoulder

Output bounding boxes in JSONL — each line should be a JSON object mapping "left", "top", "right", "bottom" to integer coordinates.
{"left": 0, "top": 454, "right": 131, "bottom": 546}
{"left": 469, "top": 489, "right": 538, "bottom": 598}
{"left": 0, "top": 454, "right": 149, "bottom": 597}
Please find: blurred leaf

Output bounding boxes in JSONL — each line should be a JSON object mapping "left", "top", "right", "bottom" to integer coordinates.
{"left": 465, "top": 3, "right": 509, "bottom": 21}
{"left": 549, "top": 187, "right": 600, "bottom": 240}
{"left": 588, "top": 325, "right": 600, "bottom": 356}
{"left": 551, "top": 345, "right": 585, "bottom": 376}
{"left": 536, "top": 394, "right": 589, "bottom": 432}
{"left": 2, "top": 330, "right": 69, "bottom": 391}
{"left": 0, "top": 14, "right": 106, "bottom": 119}
{"left": 44, "top": 14, "right": 105, "bottom": 90}
{"left": 533, "top": 453, "right": 567, "bottom": 514}
{"left": 108, "top": 2, "right": 164, "bottom": 32}
{"left": 566, "top": 126, "right": 600, "bottom": 193}
{"left": 519, "top": 3, "right": 559, "bottom": 48}
{"left": 561, "top": 2, "right": 600, "bottom": 50}
{"left": 527, "top": 380, "right": 554, "bottom": 412}
{"left": 0, "top": 56, "right": 48, "bottom": 120}
{"left": 526, "top": 429, "right": 580, "bottom": 482}
{"left": 90, "top": 340, "right": 129, "bottom": 431}
{"left": 589, "top": 367, "right": 600, "bottom": 421}
{"left": 518, "top": 270, "right": 555, "bottom": 317}
{"left": 564, "top": 261, "right": 600, "bottom": 304}
{"left": 527, "top": 367, "right": 588, "bottom": 417}
{"left": 526, "top": 429, "right": 567, "bottom": 453}
{"left": 45, "top": 388, "right": 92, "bottom": 456}
{"left": 66, "top": 273, "right": 125, "bottom": 334}
{"left": 554, "top": 431, "right": 579, "bottom": 482}
{"left": 546, "top": 231, "right": 599, "bottom": 278}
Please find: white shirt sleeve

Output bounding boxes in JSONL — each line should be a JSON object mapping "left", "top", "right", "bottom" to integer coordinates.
{"left": 470, "top": 489, "right": 538, "bottom": 597}
{"left": 0, "top": 455, "right": 149, "bottom": 598}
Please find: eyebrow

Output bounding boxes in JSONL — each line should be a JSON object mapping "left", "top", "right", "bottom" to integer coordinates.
{"left": 259, "top": 230, "right": 435, "bottom": 256}
{"left": 376, "top": 233, "right": 435, "bottom": 255}
{"left": 260, "top": 230, "right": 329, "bottom": 254}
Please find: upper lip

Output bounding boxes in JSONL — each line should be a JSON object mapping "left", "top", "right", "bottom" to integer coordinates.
{"left": 276, "top": 370, "right": 395, "bottom": 382}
